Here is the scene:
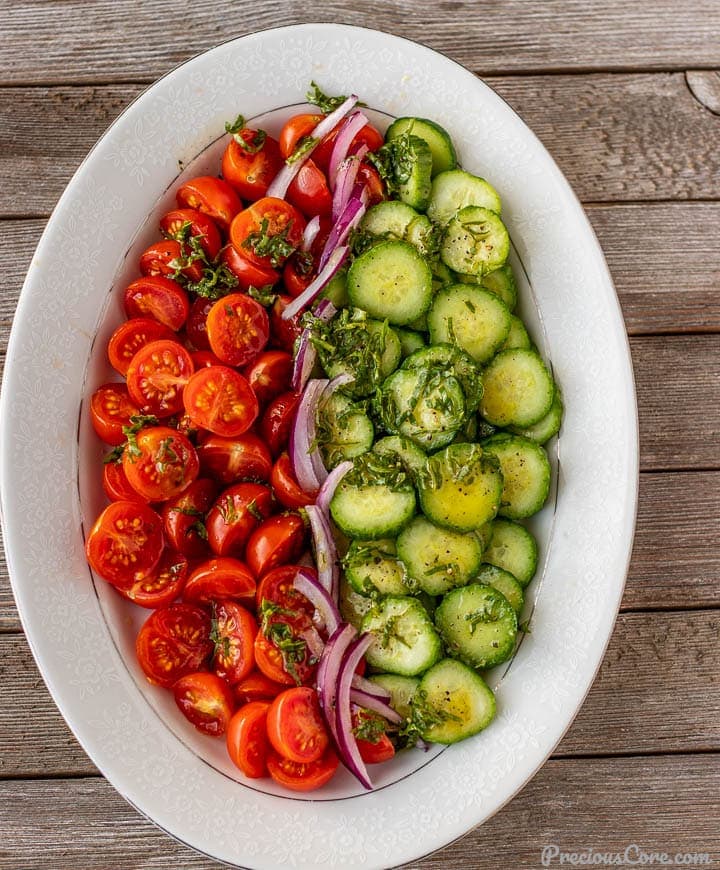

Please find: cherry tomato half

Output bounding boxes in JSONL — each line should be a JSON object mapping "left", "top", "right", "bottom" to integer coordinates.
{"left": 176, "top": 176, "right": 242, "bottom": 231}
{"left": 253, "top": 631, "right": 295, "bottom": 686}
{"left": 357, "top": 161, "right": 386, "bottom": 206}
{"left": 139, "top": 239, "right": 203, "bottom": 283}
{"left": 260, "top": 391, "right": 300, "bottom": 457}
{"left": 159, "top": 208, "right": 222, "bottom": 260}
{"left": 222, "top": 130, "right": 284, "bottom": 201}
{"left": 245, "top": 513, "right": 306, "bottom": 578}
{"left": 312, "top": 122, "right": 385, "bottom": 175}
{"left": 126, "top": 339, "right": 194, "bottom": 418}
{"left": 226, "top": 700, "right": 271, "bottom": 778}
{"left": 196, "top": 432, "right": 272, "bottom": 485}
{"left": 269, "top": 295, "right": 303, "bottom": 354}
{"left": 183, "top": 365, "right": 259, "bottom": 437}
{"left": 255, "top": 564, "right": 316, "bottom": 621}
{"left": 205, "top": 294, "right": 270, "bottom": 368}
{"left": 162, "top": 477, "right": 217, "bottom": 558}
{"left": 221, "top": 244, "right": 279, "bottom": 293}
{"left": 266, "top": 686, "right": 329, "bottom": 763}
{"left": 242, "top": 350, "right": 293, "bottom": 406}
{"left": 270, "top": 453, "right": 316, "bottom": 509}
{"left": 107, "top": 318, "right": 176, "bottom": 376}
{"left": 205, "top": 482, "right": 274, "bottom": 557}
{"left": 90, "top": 382, "right": 140, "bottom": 445}
{"left": 122, "top": 426, "right": 199, "bottom": 501}
{"left": 212, "top": 600, "right": 257, "bottom": 685}
{"left": 278, "top": 114, "right": 324, "bottom": 160}
{"left": 174, "top": 671, "right": 235, "bottom": 736}
{"left": 117, "top": 550, "right": 188, "bottom": 609}
{"left": 102, "top": 459, "right": 148, "bottom": 503}
{"left": 136, "top": 603, "right": 213, "bottom": 689}
{"left": 287, "top": 158, "right": 332, "bottom": 219}
{"left": 183, "top": 557, "right": 256, "bottom": 606}
{"left": 235, "top": 671, "right": 287, "bottom": 705}
{"left": 185, "top": 296, "right": 214, "bottom": 351}
{"left": 86, "top": 501, "right": 164, "bottom": 589}
{"left": 266, "top": 746, "right": 339, "bottom": 792}
{"left": 123, "top": 276, "right": 190, "bottom": 331}
{"left": 354, "top": 709, "right": 396, "bottom": 764}
{"left": 229, "top": 198, "right": 305, "bottom": 270}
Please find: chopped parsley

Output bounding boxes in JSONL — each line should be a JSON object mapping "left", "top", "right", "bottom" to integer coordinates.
{"left": 305, "top": 80, "right": 349, "bottom": 114}
{"left": 242, "top": 217, "right": 297, "bottom": 268}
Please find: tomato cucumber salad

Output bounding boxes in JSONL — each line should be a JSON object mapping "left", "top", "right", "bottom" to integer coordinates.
{"left": 85, "top": 82, "right": 562, "bottom": 793}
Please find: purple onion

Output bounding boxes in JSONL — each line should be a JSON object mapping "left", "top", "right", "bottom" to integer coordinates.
{"left": 351, "top": 673, "right": 391, "bottom": 701}
{"left": 305, "top": 504, "right": 339, "bottom": 598}
{"left": 319, "top": 196, "right": 367, "bottom": 272}
{"left": 349, "top": 688, "right": 403, "bottom": 724}
{"left": 288, "top": 379, "right": 328, "bottom": 493}
{"left": 281, "top": 245, "right": 349, "bottom": 321}
{"left": 291, "top": 328, "right": 315, "bottom": 393}
{"left": 293, "top": 567, "right": 341, "bottom": 636}
{"left": 328, "top": 112, "right": 369, "bottom": 190}
{"left": 299, "top": 625, "right": 325, "bottom": 661}
{"left": 331, "top": 145, "right": 369, "bottom": 222}
{"left": 316, "top": 623, "right": 357, "bottom": 745}
{"left": 313, "top": 298, "right": 337, "bottom": 322}
{"left": 316, "top": 460, "right": 353, "bottom": 515}
{"left": 335, "top": 633, "right": 374, "bottom": 789}
{"left": 301, "top": 215, "right": 321, "bottom": 252}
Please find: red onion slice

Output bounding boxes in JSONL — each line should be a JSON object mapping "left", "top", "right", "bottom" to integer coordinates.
{"left": 335, "top": 633, "right": 374, "bottom": 789}
{"left": 316, "top": 460, "right": 353, "bottom": 514}
{"left": 319, "top": 193, "right": 368, "bottom": 272}
{"left": 328, "top": 112, "right": 369, "bottom": 190}
{"left": 317, "top": 623, "right": 357, "bottom": 745}
{"left": 301, "top": 215, "right": 321, "bottom": 252}
{"left": 349, "top": 689, "right": 403, "bottom": 724}
{"left": 281, "top": 245, "right": 349, "bottom": 321}
{"left": 291, "top": 328, "right": 315, "bottom": 393}
{"left": 293, "top": 567, "right": 341, "bottom": 636}
{"left": 299, "top": 625, "right": 325, "bottom": 661}
{"left": 313, "top": 298, "right": 337, "bottom": 322}
{"left": 267, "top": 95, "right": 359, "bottom": 199}
{"left": 351, "top": 673, "right": 391, "bottom": 701}
{"left": 305, "top": 504, "right": 339, "bottom": 597}
{"left": 288, "top": 378, "right": 328, "bottom": 492}
{"left": 331, "top": 144, "right": 369, "bottom": 222}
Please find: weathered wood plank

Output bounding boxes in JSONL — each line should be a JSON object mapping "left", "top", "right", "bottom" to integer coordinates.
{"left": 1, "top": 610, "right": 718, "bottom": 778}
{"left": 1, "top": 756, "right": 718, "bottom": 868}
{"left": 2, "top": 0, "right": 720, "bottom": 84}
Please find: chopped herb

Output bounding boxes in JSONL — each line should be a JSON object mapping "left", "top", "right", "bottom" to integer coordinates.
{"left": 246, "top": 497, "right": 264, "bottom": 522}
{"left": 105, "top": 414, "right": 159, "bottom": 464}
{"left": 293, "top": 249, "right": 315, "bottom": 276}
{"left": 264, "top": 619, "right": 307, "bottom": 685}
{"left": 306, "top": 80, "right": 349, "bottom": 114}
{"left": 217, "top": 495, "right": 239, "bottom": 524}
{"left": 366, "top": 132, "right": 416, "bottom": 194}
{"left": 286, "top": 135, "right": 317, "bottom": 165}
{"left": 247, "top": 284, "right": 277, "bottom": 307}
{"left": 398, "top": 688, "right": 462, "bottom": 747}
{"left": 210, "top": 615, "right": 231, "bottom": 660}
{"left": 225, "top": 113, "right": 246, "bottom": 135}
{"left": 464, "top": 598, "right": 505, "bottom": 633}
{"left": 464, "top": 299, "right": 476, "bottom": 313}
{"left": 234, "top": 128, "right": 267, "bottom": 155}
{"left": 353, "top": 709, "right": 387, "bottom": 744}
{"left": 259, "top": 598, "right": 299, "bottom": 634}
{"left": 518, "top": 619, "right": 532, "bottom": 634}
{"left": 242, "top": 217, "right": 297, "bottom": 268}
{"left": 163, "top": 221, "right": 239, "bottom": 300}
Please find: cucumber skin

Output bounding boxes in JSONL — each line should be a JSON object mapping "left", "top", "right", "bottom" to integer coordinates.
{"left": 428, "top": 284, "right": 511, "bottom": 365}
{"left": 361, "top": 596, "right": 443, "bottom": 676}
{"left": 330, "top": 482, "right": 417, "bottom": 540}
{"left": 482, "top": 433, "right": 551, "bottom": 520}
{"left": 398, "top": 135, "right": 434, "bottom": 211}
{"left": 415, "top": 658, "right": 496, "bottom": 744}
{"left": 440, "top": 206, "right": 510, "bottom": 277}
{"left": 386, "top": 117, "right": 458, "bottom": 177}
{"left": 483, "top": 519, "right": 538, "bottom": 587}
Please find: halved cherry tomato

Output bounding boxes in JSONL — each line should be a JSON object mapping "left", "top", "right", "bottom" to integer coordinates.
{"left": 270, "top": 295, "right": 304, "bottom": 353}
{"left": 282, "top": 252, "right": 315, "bottom": 299}
{"left": 174, "top": 671, "right": 235, "bottom": 736}
{"left": 235, "top": 671, "right": 286, "bottom": 704}
{"left": 245, "top": 513, "right": 306, "bottom": 578}
{"left": 287, "top": 158, "right": 332, "bottom": 219}
{"left": 117, "top": 550, "right": 188, "bottom": 609}
{"left": 226, "top": 700, "right": 271, "bottom": 778}
{"left": 90, "top": 382, "right": 140, "bottom": 445}
{"left": 125, "top": 339, "right": 194, "bottom": 418}
{"left": 270, "top": 453, "right": 316, "bottom": 509}
{"left": 136, "top": 603, "right": 213, "bottom": 688}
{"left": 183, "top": 365, "right": 259, "bottom": 437}
{"left": 123, "top": 426, "right": 199, "bottom": 501}
{"left": 205, "top": 482, "right": 274, "bottom": 557}
{"left": 260, "top": 391, "right": 300, "bottom": 457}
{"left": 162, "top": 478, "right": 217, "bottom": 558}
{"left": 253, "top": 631, "right": 295, "bottom": 686}
{"left": 191, "top": 350, "right": 224, "bottom": 369}
{"left": 139, "top": 239, "right": 204, "bottom": 283}
{"left": 242, "top": 350, "right": 293, "bottom": 406}
{"left": 176, "top": 176, "right": 242, "bottom": 231}
{"left": 266, "top": 686, "right": 329, "bottom": 763}
{"left": 266, "top": 746, "right": 339, "bottom": 792}
{"left": 221, "top": 244, "right": 279, "bottom": 292}
{"left": 205, "top": 294, "right": 270, "bottom": 368}
{"left": 159, "top": 207, "right": 222, "bottom": 260}
{"left": 196, "top": 433, "right": 272, "bottom": 484}
{"left": 255, "top": 565, "right": 316, "bottom": 625}
{"left": 278, "top": 114, "right": 324, "bottom": 160}
{"left": 185, "top": 297, "right": 214, "bottom": 351}
{"left": 107, "top": 318, "right": 176, "bottom": 376}
{"left": 229, "top": 198, "right": 305, "bottom": 270}
{"left": 222, "top": 130, "right": 284, "bottom": 201}
{"left": 354, "top": 709, "right": 396, "bottom": 764}
{"left": 312, "top": 122, "right": 385, "bottom": 175}
{"left": 123, "top": 276, "right": 190, "bottom": 331}
{"left": 102, "top": 459, "right": 148, "bottom": 503}
{"left": 357, "top": 161, "right": 386, "bottom": 206}
{"left": 85, "top": 500, "right": 164, "bottom": 589}
{"left": 212, "top": 600, "right": 257, "bottom": 685}
{"left": 183, "top": 557, "right": 256, "bottom": 605}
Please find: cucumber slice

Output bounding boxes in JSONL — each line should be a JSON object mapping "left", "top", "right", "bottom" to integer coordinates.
{"left": 482, "top": 434, "right": 551, "bottom": 519}
{"left": 344, "top": 539, "right": 411, "bottom": 597}
{"left": 386, "top": 117, "right": 458, "bottom": 176}
{"left": 414, "top": 659, "right": 496, "bottom": 744}
{"left": 441, "top": 206, "right": 510, "bottom": 276}
{"left": 428, "top": 284, "right": 511, "bottom": 364}
{"left": 372, "top": 435, "right": 428, "bottom": 477}
{"left": 475, "top": 522, "right": 494, "bottom": 553}
{"left": 397, "top": 516, "right": 483, "bottom": 595}
{"left": 475, "top": 565, "right": 525, "bottom": 615}
{"left": 418, "top": 442, "right": 503, "bottom": 532}
{"left": 317, "top": 390, "right": 374, "bottom": 470}
{"left": 482, "top": 519, "right": 538, "bottom": 587}
{"left": 395, "top": 327, "right": 427, "bottom": 358}
{"left": 361, "top": 596, "right": 443, "bottom": 676}
{"left": 339, "top": 576, "right": 375, "bottom": 629}
{"left": 397, "top": 135, "right": 434, "bottom": 210}
{"left": 510, "top": 388, "right": 563, "bottom": 444}
{"left": 361, "top": 200, "right": 419, "bottom": 240}
{"left": 402, "top": 343, "right": 483, "bottom": 413}
{"left": 430, "top": 258, "right": 455, "bottom": 292}
{"left": 427, "top": 169, "right": 502, "bottom": 225}
{"left": 347, "top": 240, "right": 433, "bottom": 326}
{"left": 434, "top": 583, "right": 518, "bottom": 669}
{"left": 320, "top": 267, "right": 350, "bottom": 308}
{"left": 365, "top": 319, "right": 402, "bottom": 377}
{"left": 501, "top": 315, "right": 531, "bottom": 350}
{"left": 367, "top": 674, "right": 419, "bottom": 720}
{"left": 481, "top": 264, "right": 518, "bottom": 311}
{"left": 481, "top": 348, "right": 554, "bottom": 427}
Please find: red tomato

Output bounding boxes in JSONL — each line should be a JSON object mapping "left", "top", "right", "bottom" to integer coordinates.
{"left": 123, "top": 276, "right": 190, "bottom": 331}
{"left": 260, "top": 391, "right": 300, "bottom": 457}
{"left": 222, "top": 130, "right": 284, "bottom": 201}
{"left": 183, "top": 557, "right": 256, "bottom": 605}
{"left": 136, "top": 603, "right": 213, "bottom": 688}
{"left": 245, "top": 514, "right": 306, "bottom": 578}
{"left": 122, "top": 426, "right": 199, "bottom": 501}
{"left": 221, "top": 244, "right": 279, "bottom": 292}
{"left": 90, "top": 382, "right": 140, "bottom": 445}
{"left": 102, "top": 460, "right": 148, "bottom": 503}
{"left": 205, "top": 482, "right": 274, "bottom": 557}
{"left": 253, "top": 631, "right": 295, "bottom": 686}
{"left": 229, "top": 198, "right": 305, "bottom": 270}
{"left": 235, "top": 671, "right": 286, "bottom": 705}
{"left": 162, "top": 478, "right": 217, "bottom": 558}
{"left": 354, "top": 709, "right": 396, "bottom": 764}
{"left": 107, "top": 318, "right": 176, "bottom": 376}
{"left": 270, "top": 295, "right": 304, "bottom": 353}
{"left": 191, "top": 350, "right": 224, "bottom": 369}
{"left": 159, "top": 208, "right": 222, "bottom": 260}
{"left": 242, "top": 351, "right": 293, "bottom": 406}
{"left": 226, "top": 701, "right": 271, "bottom": 778}
{"left": 85, "top": 501, "right": 164, "bottom": 589}
{"left": 266, "top": 747, "right": 339, "bottom": 792}
{"left": 196, "top": 433, "right": 272, "bottom": 484}
{"left": 125, "top": 339, "right": 194, "bottom": 418}
{"left": 176, "top": 176, "right": 242, "bottom": 231}
{"left": 174, "top": 671, "right": 235, "bottom": 736}
{"left": 139, "top": 239, "right": 204, "bottom": 283}
{"left": 313, "top": 122, "right": 385, "bottom": 174}
{"left": 183, "top": 365, "right": 259, "bottom": 437}
{"left": 282, "top": 253, "right": 315, "bottom": 299}
{"left": 266, "top": 687, "right": 329, "bottom": 763}
{"left": 270, "top": 453, "right": 316, "bottom": 509}
{"left": 211, "top": 600, "right": 257, "bottom": 685}
{"left": 117, "top": 550, "right": 188, "bottom": 609}
{"left": 205, "top": 294, "right": 270, "bottom": 368}
{"left": 185, "top": 297, "right": 214, "bottom": 351}
{"left": 287, "top": 159, "right": 332, "bottom": 218}
{"left": 357, "top": 161, "right": 386, "bottom": 206}
{"left": 255, "top": 565, "right": 316, "bottom": 621}
{"left": 278, "top": 114, "right": 324, "bottom": 159}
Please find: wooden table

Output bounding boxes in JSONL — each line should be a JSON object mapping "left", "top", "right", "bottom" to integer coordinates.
{"left": 2, "top": 3, "right": 719, "bottom": 867}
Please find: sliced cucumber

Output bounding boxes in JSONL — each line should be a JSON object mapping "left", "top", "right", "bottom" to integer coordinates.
{"left": 402, "top": 343, "right": 483, "bottom": 412}
{"left": 418, "top": 442, "right": 503, "bottom": 532}
{"left": 397, "top": 135, "right": 434, "bottom": 210}
{"left": 428, "top": 284, "right": 511, "bottom": 364}
{"left": 414, "top": 658, "right": 496, "bottom": 743}
{"left": 481, "top": 348, "right": 554, "bottom": 427}
{"left": 475, "top": 564, "right": 525, "bottom": 615}
{"left": 482, "top": 518, "right": 538, "bottom": 587}
{"left": 361, "top": 200, "right": 419, "bottom": 240}
{"left": 427, "top": 169, "right": 502, "bottom": 225}
{"left": 368, "top": 673, "right": 419, "bottom": 720}
{"left": 395, "top": 327, "right": 427, "bottom": 358}
{"left": 372, "top": 435, "right": 428, "bottom": 477}
{"left": 320, "top": 267, "right": 350, "bottom": 308}
{"left": 434, "top": 583, "right": 517, "bottom": 669}
{"left": 347, "top": 240, "right": 433, "bottom": 326}
{"left": 339, "top": 576, "right": 375, "bottom": 629}
{"left": 430, "top": 258, "right": 455, "bottom": 292}
{"left": 481, "top": 264, "right": 518, "bottom": 311}
{"left": 344, "top": 538, "right": 411, "bottom": 597}
{"left": 510, "top": 388, "right": 563, "bottom": 444}
{"left": 397, "top": 516, "right": 483, "bottom": 595}
{"left": 386, "top": 117, "right": 458, "bottom": 177}
{"left": 475, "top": 522, "right": 494, "bottom": 553}
{"left": 365, "top": 319, "right": 402, "bottom": 377}
{"left": 440, "top": 206, "right": 510, "bottom": 276}
{"left": 501, "top": 315, "right": 531, "bottom": 351}
{"left": 361, "top": 596, "right": 443, "bottom": 676}
{"left": 482, "top": 434, "right": 551, "bottom": 519}
{"left": 317, "top": 390, "right": 374, "bottom": 470}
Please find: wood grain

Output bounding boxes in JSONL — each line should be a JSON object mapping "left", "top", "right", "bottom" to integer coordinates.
{"left": 1, "top": 755, "right": 718, "bottom": 868}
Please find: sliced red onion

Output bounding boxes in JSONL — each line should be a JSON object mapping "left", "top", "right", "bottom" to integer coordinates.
{"left": 288, "top": 378, "right": 328, "bottom": 492}
{"left": 305, "top": 504, "right": 338, "bottom": 597}
{"left": 317, "top": 623, "right": 357, "bottom": 744}
{"left": 319, "top": 194, "right": 368, "bottom": 271}
{"left": 266, "top": 95, "right": 359, "bottom": 199}
{"left": 281, "top": 245, "right": 349, "bottom": 321}
{"left": 313, "top": 298, "right": 337, "bottom": 321}
{"left": 349, "top": 689, "right": 403, "bottom": 724}
{"left": 316, "top": 460, "right": 353, "bottom": 514}
{"left": 291, "top": 328, "right": 315, "bottom": 393}
{"left": 301, "top": 215, "right": 321, "bottom": 252}
{"left": 335, "top": 632, "right": 374, "bottom": 789}
{"left": 328, "top": 112, "right": 369, "bottom": 190}
{"left": 331, "top": 144, "right": 369, "bottom": 221}
{"left": 300, "top": 625, "right": 325, "bottom": 661}
{"left": 351, "top": 673, "right": 391, "bottom": 701}
{"left": 293, "top": 567, "right": 341, "bottom": 636}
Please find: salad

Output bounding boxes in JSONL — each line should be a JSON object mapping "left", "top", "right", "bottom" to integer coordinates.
{"left": 85, "top": 82, "right": 561, "bottom": 793}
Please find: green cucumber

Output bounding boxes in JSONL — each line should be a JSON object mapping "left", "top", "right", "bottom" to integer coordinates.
{"left": 361, "top": 596, "right": 443, "bottom": 676}
{"left": 368, "top": 673, "right": 419, "bottom": 720}
{"left": 510, "top": 389, "right": 563, "bottom": 444}
{"left": 481, "top": 349, "right": 554, "bottom": 427}
{"left": 427, "top": 169, "right": 502, "bottom": 225}
{"left": 317, "top": 390, "right": 374, "bottom": 470}
{"left": 428, "top": 284, "right": 511, "bottom": 364}
{"left": 440, "top": 206, "right": 510, "bottom": 276}
{"left": 475, "top": 564, "right": 525, "bottom": 615}
{"left": 482, "top": 434, "right": 551, "bottom": 519}
{"left": 386, "top": 117, "right": 457, "bottom": 176}
{"left": 343, "top": 539, "right": 411, "bottom": 597}
{"left": 482, "top": 519, "right": 538, "bottom": 587}
{"left": 397, "top": 515, "right": 483, "bottom": 595}
{"left": 413, "top": 659, "right": 496, "bottom": 743}
{"left": 372, "top": 435, "right": 428, "bottom": 477}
